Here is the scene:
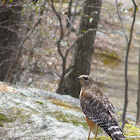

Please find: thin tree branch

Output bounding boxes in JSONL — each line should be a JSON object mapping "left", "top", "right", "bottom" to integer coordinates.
{"left": 72, "top": 0, "right": 79, "bottom": 24}
{"left": 128, "top": 0, "right": 137, "bottom": 46}
{"left": 50, "top": 0, "right": 64, "bottom": 60}
{"left": 136, "top": 46, "right": 140, "bottom": 124}
{"left": 115, "top": 0, "right": 128, "bottom": 43}
{"left": 64, "top": 39, "right": 77, "bottom": 61}
{"left": 46, "top": 62, "right": 60, "bottom": 79}
{"left": 66, "top": 0, "right": 73, "bottom": 27}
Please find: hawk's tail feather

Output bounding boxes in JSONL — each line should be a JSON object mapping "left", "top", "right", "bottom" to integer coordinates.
{"left": 100, "top": 122, "right": 125, "bottom": 140}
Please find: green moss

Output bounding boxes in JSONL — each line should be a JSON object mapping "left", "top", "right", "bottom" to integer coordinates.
{"left": 47, "top": 110, "right": 103, "bottom": 135}
{"left": 126, "top": 138, "right": 140, "bottom": 140}
{"left": 47, "top": 109, "right": 140, "bottom": 138}
{"left": 91, "top": 136, "right": 111, "bottom": 140}
{"left": 48, "top": 98, "right": 81, "bottom": 112}
{"left": 0, "top": 113, "right": 15, "bottom": 127}
{"left": 36, "top": 101, "right": 44, "bottom": 105}
{"left": 7, "top": 107, "right": 31, "bottom": 123}
{"left": 19, "top": 92, "right": 26, "bottom": 97}
{"left": 91, "top": 137, "right": 140, "bottom": 140}
{"left": 47, "top": 98, "right": 103, "bottom": 134}
{"left": 90, "top": 136, "right": 140, "bottom": 140}
{"left": 117, "top": 111, "right": 122, "bottom": 115}
{"left": 124, "top": 123, "right": 140, "bottom": 136}
{"left": 25, "top": 106, "right": 40, "bottom": 114}
{"left": 94, "top": 49, "right": 122, "bottom": 68}
{"left": 47, "top": 110, "right": 88, "bottom": 129}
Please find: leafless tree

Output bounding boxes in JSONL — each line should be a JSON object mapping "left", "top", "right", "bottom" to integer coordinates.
{"left": 49, "top": 0, "right": 102, "bottom": 96}
{"left": 0, "top": 1, "right": 22, "bottom": 82}
{"left": 12, "top": 1, "right": 46, "bottom": 83}
{"left": 50, "top": 0, "right": 76, "bottom": 94}
{"left": 0, "top": 0, "right": 47, "bottom": 84}
{"left": 64, "top": 0, "right": 102, "bottom": 97}
{"left": 115, "top": 0, "right": 137, "bottom": 131}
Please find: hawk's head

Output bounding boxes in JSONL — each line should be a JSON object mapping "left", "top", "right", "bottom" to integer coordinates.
{"left": 77, "top": 75, "right": 94, "bottom": 87}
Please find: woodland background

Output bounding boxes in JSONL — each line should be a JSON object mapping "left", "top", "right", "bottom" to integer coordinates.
{"left": 0, "top": 0, "right": 140, "bottom": 136}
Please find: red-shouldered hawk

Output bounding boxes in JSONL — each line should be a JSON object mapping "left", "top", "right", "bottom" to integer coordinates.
{"left": 78, "top": 75, "right": 125, "bottom": 140}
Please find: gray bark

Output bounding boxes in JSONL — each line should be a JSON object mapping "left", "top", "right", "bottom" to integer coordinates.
{"left": 0, "top": 2, "right": 22, "bottom": 82}
{"left": 64, "top": 0, "right": 102, "bottom": 97}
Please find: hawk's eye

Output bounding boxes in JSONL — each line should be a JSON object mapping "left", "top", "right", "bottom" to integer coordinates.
{"left": 83, "top": 77, "right": 88, "bottom": 80}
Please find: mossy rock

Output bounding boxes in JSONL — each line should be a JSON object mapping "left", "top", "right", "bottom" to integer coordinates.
{"left": 90, "top": 136, "right": 140, "bottom": 140}
{"left": 35, "top": 101, "right": 44, "bottom": 105}
{"left": 6, "top": 107, "right": 32, "bottom": 123}
{"left": 48, "top": 98, "right": 81, "bottom": 112}
{"left": 47, "top": 110, "right": 88, "bottom": 129}
{"left": 47, "top": 109, "right": 103, "bottom": 135}
{"left": 0, "top": 113, "right": 15, "bottom": 127}
{"left": 90, "top": 136, "right": 111, "bottom": 140}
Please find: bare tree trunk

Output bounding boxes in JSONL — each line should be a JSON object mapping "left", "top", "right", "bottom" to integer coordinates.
{"left": 63, "top": 0, "right": 102, "bottom": 97}
{"left": 0, "top": 2, "right": 22, "bottom": 82}
{"left": 121, "top": 0, "right": 137, "bottom": 131}
{"left": 136, "top": 47, "right": 140, "bottom": 124}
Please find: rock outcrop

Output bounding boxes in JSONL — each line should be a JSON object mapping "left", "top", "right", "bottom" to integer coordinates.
{"left": 0, "top": 82, "right": 91, "bottom": 139}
